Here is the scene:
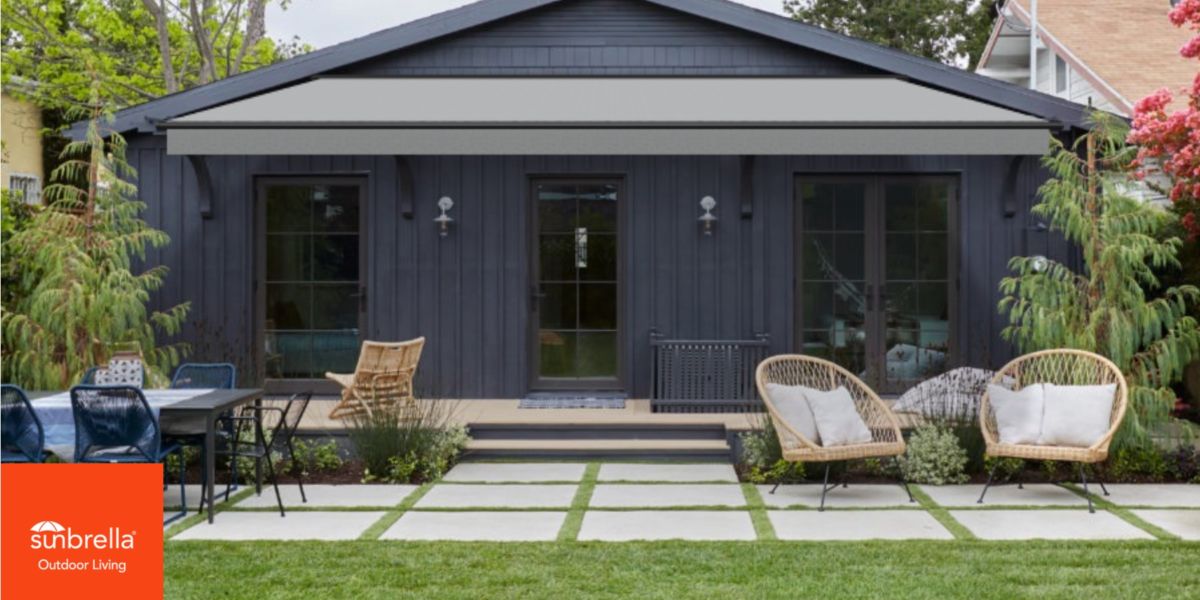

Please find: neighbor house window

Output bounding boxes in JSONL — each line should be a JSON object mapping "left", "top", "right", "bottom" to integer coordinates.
{"left": 1055, "top": 55, "right": 1069, "bottom": 95}
{"left": 8, "top": 174, "right": 41, "bottom": 205}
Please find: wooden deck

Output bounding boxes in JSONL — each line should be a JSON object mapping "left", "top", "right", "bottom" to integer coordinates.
{"left": 297, "top": 398, "right": 763, "bottom": 433}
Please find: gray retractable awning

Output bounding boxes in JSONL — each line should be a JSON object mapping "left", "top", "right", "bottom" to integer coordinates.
{"left": 165, "top": 78, "right": 1055, "bottom": 155}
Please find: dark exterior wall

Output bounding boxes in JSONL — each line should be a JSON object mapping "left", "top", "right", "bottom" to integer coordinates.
{"left": 337, "top": 0, "right": 876, "bottom": 76}
{"left": 126, "top": 135, "right": 1068, "bottom": 398}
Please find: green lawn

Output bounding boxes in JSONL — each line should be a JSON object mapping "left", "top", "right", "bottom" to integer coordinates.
{"left": 166, "top": 540, "right": 1200, "bottom": 599}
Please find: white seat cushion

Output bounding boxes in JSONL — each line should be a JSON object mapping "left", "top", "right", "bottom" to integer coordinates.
{"left": 986, "top": 384, "right": 1045, "bottom": 445}
{"left": 1040, "top": 383, "right": 1117, "bottom": 447}
{"left": 765, "top": 383, "right": 820, "bottom": 445}
{"left": 803, "top": 386, "right": 873, "bottom": 447}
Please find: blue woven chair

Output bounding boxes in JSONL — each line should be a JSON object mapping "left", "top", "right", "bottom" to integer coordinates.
{"left": 170, "top": 363, "right": 237, "bottom": 389}
{"left": 2, "top": 385, "right": 45, "bottom": 463}
{"left": 70, "top": 385, "right": 189, "bottom": 523}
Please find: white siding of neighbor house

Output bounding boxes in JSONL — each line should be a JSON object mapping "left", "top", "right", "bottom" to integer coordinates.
{"left": 1035, "top": 48, "right": 1052, "bottom": 94}
{"left": 1069, "top": 68, "right": 1119, "bottom": 114}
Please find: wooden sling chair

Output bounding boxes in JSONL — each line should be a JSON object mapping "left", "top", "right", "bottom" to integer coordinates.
{"left": 326, "top": 338, "right": 425, "bottom": 419}
{"left": 755, "top": 354, "right": 912, "bottom": 511}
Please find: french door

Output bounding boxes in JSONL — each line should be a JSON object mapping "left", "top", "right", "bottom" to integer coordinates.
{"left": 257, "top": 178, "right": 366, "bottom": 388}
{"left": 530, "top": 179, "right": 622, "bottom": 390}
{"left": 795, "top": 176, "right": 957, "bottom": 393}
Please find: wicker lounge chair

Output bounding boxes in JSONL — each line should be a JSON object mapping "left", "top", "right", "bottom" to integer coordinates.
{"left": 755, "top": 354, "right": 912, "bottom": 510}
{"left": 978, "top": 349, "right": 1128, "bottom": 512}
{"left": 327, "top": 338, "right": 425, "bottom": 419}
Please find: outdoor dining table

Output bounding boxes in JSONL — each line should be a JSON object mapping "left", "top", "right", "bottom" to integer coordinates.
{"left": 28, "top": 388, "right": 264, "bottom": 524}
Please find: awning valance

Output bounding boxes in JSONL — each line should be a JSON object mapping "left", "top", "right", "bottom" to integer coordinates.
{"left": 165, "top": 78, "right": 1055, "bottom": 155}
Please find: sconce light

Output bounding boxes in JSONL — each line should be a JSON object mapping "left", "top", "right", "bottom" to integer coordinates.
{"left": 434, "top": 196, "right": 454, "bottom": 237}
{"left": 698, "top": 195, "right": 717, "bottom": 235}
{"left": 1030, "top": 255, "right": 1049, "bottom": 273}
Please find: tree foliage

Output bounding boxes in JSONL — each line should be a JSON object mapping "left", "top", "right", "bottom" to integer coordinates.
{"left": 1127, "top": 0, "right": 1200, "bottom": 239}
{"left": 999, "top": 113, "right": 1200, "bottom": 450}
{"left": 1, "top": 0, "right": 308, "bottom": 111}
{"left": 784, "top": 0, "right": 998, "bottom": 67}
{"left": 1, "top": 88, "right": 190, "bottom": 389}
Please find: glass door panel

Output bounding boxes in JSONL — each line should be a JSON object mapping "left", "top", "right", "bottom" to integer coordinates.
{"left": 534, "top": 181, "right": 619, "bottom": 387}
{"left": 881, "top": 180, "right": 952, "bottom": 391}
{"left": 797, "top": 182, "right": 869, "bottom": 380}
{"left": 797, "top": 176, "right": 955, "bottom": 392}
{"left": 263, "top": 182, "right": 362, "bottom": 379}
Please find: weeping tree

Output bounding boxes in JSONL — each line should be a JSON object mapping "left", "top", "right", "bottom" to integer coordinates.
{"left": 1, "top": 86, "right": 190, "bottom": 389}
{"left": 999, "top": 113, "right": 1200, "bottom": 451}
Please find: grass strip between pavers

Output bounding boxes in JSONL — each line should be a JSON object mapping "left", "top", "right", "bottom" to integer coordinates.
{"left": 557, "top": 462, "right": 600, "bottom": 541}
{"left": 909, "top": 485, "right": 975, "bottom": 540}
{"left": 741, "top": 483, "right": 777, "bottom": 541}
{"left": 164, "top": 487, "right": 255, "bottom": 540}
{"left": 1058, "top": 483, "right": 1180, "bottom": 540}
{"left": 357, "top": 482, "right": 434, "bottom": 540}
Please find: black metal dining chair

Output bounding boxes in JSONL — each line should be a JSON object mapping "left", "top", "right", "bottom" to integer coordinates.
{"left": 70, "top": 385, "right": 189, "bottom": 523}
{"left": 170, "top": 363, "right": 237, "bottom": 389}
{"left": 2, "top": 384, "right": 45, "bottom": 463}
{"left": 207, "top": 392, "right": 313, "bottom": 517}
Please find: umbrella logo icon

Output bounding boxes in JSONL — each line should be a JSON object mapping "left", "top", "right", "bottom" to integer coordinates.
{"left": 30, "top": 520, "right": 65, "bottom": 533}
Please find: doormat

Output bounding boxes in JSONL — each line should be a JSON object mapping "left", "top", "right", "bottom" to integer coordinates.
{"left": 518, "top": 396, "right": 626, "bottom": 409}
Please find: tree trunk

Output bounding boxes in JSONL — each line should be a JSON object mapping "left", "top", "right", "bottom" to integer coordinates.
{"left": 189, "top": 0, "right": 218, "bottom": 84}
{"left": 140, "top": 0, "right": 179, "bottom": 93}
{"left": 232, "top": 0, "right": 267, "bottom": 75}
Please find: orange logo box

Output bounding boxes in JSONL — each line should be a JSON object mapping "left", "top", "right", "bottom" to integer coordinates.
{"left": 2, "top": 463, "right": 164, "bottom": 599}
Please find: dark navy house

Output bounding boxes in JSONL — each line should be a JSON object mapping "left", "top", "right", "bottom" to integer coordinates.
{"left": 80, "top": 0, "right": 1092, "bottom": 400}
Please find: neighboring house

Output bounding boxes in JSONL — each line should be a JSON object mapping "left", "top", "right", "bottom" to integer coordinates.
{"left": 1, "top": 90, "right": 44, "bottom": 205}
{"left": 68, "top": 0, "right": 1094, "bottom": 400}
{"left": 977, "top": 0, "right": 1193, "bottom": 116}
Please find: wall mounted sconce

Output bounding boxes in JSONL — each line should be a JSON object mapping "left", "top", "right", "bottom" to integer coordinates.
{"left": 434, "top": 196, "right": 454, "bottom": 237}
{"left": 698, "top": 195, "right": 717, "bottom": 235}
{"left": 1030, "top": 255, "right": 1049, "bottom": 273}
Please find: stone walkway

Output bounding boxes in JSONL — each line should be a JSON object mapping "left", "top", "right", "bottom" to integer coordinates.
{"left": 166, "top": 463, "right": 1200, "bottom": 542}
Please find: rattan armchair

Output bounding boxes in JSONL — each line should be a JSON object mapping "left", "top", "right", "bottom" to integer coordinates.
{"left": 755, "top": 354, "right": 912, "bottom": 510}
{"left": 327, "top": 338, "right": 425, "bottom": 419}
{"left": 978, "top": 349, "right": 1128, "bottom": 512}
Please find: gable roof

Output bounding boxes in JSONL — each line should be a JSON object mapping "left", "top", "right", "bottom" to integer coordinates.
{"left": 996, "top": 0, "right": 1192, "bottom": 114}
{"left": 75, "top": 0, "right": 1095, "bottom": 137}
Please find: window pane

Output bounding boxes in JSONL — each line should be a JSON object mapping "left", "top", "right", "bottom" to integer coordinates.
{"left": 266, "top": 187, "right": 311, "bottom": 232}
{"left": 312, "top": 235, "right": 359, "bottom": 281}
{"left": 802, "top": 234, "right": 835, "bottom": 280}
{"left": 312, "top": 284, "right": 360, "bottom": 330}
{"left": 539, "top": 284, "right": 576, "bottom": 329}
{"left": 834, "top": 184, "right": 866, "bottom": 231}
{"left": 576, "top": 332, "right": 617, "bottom": 377}
{"left": 539, "top": 234, "right": 576, "bottom": 281}
{"left": 801, "top": 184, "right": 835, "bottom": 230}
{"left": 918, "top": 234, "right": 947, "bottom": 279}
{"left": 266, "top": 235, "right": 310, "bottom": 281}
{"left": 579, "top": 234, "right": 616, "bottom": 281}
{"left": 313, "top": 186, "right": 359, "bottom": 232}
{"left": 578, "top": 184, "right": 617, "bottom": 232}
{"left": 885, "top": 184, "right": 917, "bottom": 231}
{"left": 886, "top": 233, "right": 917, "bottom": 280}
{"left": 538, "top": 184, "right": 577, "bottom": 232}
{"left": 266, "top": 284, "right": 311, "bottom": 330}
{"left": 917, "top": 184, "right": 949, "bottom": 231}
{"left": 539, "top": 331, "right": 575, "bottom": 378}
{"left": 312, "top": 331, "right": 360, "bottom": 374}
{"left": 834, "top": 234, "right": 865, "bottom": 280}
{"left": 271, "top": 333, "right": 313, "bottom": 378}
{"left": 579, "top": 284, "right": 617, "bottom": 329}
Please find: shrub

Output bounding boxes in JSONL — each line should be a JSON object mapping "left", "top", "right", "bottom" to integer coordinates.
{"left": 738, "top": 418, "right": 805, "bottom": 483}
{"left": 1165, "top": 446, "right": 1200, "bottom": 482}
{"left": 348, "top": 401, "right": 467, "bottom": 484}
{"left": 982, "top": 456, "right": 1025, "bottom": 481}
{"left": 1103, "top": 447, "right": 1169, "bottom": 483}
{"left": 289, "top": 437, "right": 344, "bottom": 475}
{"left": 899, "top": 425, "right": 968, "bottom": 485}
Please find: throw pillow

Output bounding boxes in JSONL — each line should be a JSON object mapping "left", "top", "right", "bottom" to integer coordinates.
{"left": 985, "top": 383, "right": 1044, "bottom": 445}
{"left": 1040, "top": 383, "right": 1117, "bottom": 447}
{"left": 804, "top": 386, "right": 874, "bottom": 447}
{"left": 765, "top": 383, "right": 820, "bottom": 444}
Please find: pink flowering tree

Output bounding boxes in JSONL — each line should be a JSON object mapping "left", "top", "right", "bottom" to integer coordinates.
{"left": 1128, "top": 0, "right": 1200, "bottom": 238}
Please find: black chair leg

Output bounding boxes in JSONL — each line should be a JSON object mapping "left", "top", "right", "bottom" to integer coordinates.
{"left": 977, "top": 464, "right": 998, "bottom": 504}
{"left": 769, "top": 480, "right": 781, "bottom": 495}
{"left": 893, "top": 456, "right": 914, "bottom": 503}
{"left": 1098, "top": 480, "right": 1110, "bottom": 496}
{"left": 819, "top": 463, "right": 832, "bottom": 512}
{"left": 1079, "top": 464, "right": 1095, "bottom": 513}
{"left": 287, "top": 438, "right": 307, "bottom": 503}
{"left": 259, "top": 420, "right": 285, "bottom": 517}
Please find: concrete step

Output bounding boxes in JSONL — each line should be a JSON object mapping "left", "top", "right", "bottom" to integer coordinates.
{"left": 466, "top": 422, "right": 727, "bottom": 441}
{"left": 464, "top": 439, "right": 732, "bottom": 460}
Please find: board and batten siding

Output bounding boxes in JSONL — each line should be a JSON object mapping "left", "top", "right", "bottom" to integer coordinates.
{"left": 337, "top": 0, "right": 875, "bottom": 76}
{"left": 126, "top": 134, "right": 1065, "bottom": 398}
